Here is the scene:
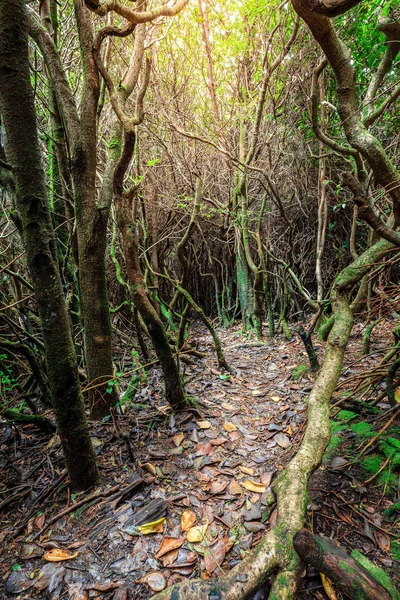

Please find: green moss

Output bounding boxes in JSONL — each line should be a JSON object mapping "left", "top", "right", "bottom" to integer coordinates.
{"left": 350, "top": 421, "right": 374, "bottom": 438}
{"left": 377, "top": 470, "right": 397, "bottom": 490}
{"left": 336, "top": 409, "right": 357, "bottom": 422}
{"left": 324, "top": 434, "right": 343, "bottom": 460}
{"left": 392, "top": 539, "right": 400, "bottom": 561}
{"left": 292, "top": 364, "right": 308, "bottom": 381}
{"left": 363, "top": 455, "right": 383, "bottom": 474}
{"left": 351, "top": 549, "right": 400, "bottom": 600}
{"left": 331, "top": 420, "right": 345, "bottom": 434}
{"left": 107, "top": 136, "right": 122, "bottom": 160}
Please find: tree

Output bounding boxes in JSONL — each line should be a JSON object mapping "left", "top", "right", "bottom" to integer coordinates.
{"left": 0, "top": 0, "right": 99, "bottom": 491}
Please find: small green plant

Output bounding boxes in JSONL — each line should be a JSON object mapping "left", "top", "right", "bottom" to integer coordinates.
{"left": 292, "top": 364, "right": 308, "bottom": 381}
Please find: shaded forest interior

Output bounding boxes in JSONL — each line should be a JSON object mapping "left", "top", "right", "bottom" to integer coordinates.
{"left": 0, "top": 0, "right": 399, "bottom": 598}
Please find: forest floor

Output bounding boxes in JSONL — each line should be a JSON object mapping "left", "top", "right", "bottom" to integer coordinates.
{"left": 1, "top": 320, "right": 399, "bottom": 600}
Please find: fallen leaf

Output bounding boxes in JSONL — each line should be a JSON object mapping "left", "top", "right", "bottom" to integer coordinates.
{"left": 197, "top": 421, "right": 211, "bottom": 429}
{"left": 172, "top": 433, "right": 185, "bottom": 447}
{"left": 241, "top": 480, "right": 266, "bottom": 494}
{"left": 331, "top": 457, "right": 348, "bottom": 468}
{"left": 139, "top": 572, "right": 166, "bottom": 592}
{"left": 181, "top": 510, "right": 197, "bottom": 532}
{"left": 223, "top": 422, "right": 237, "bottom": 432}
{"left": 186, "top": 519, "right": 209, "bottom": 543}
{"left": 137, "top": 517, "right": 166, "bottom": 535}
{"left": 140, "top": 463, "right": 157, "bottom": 476}
{"left": 155, "top": 537, "right": 185, "bottom": 559}
{"left": 36, "top": 514, "right": 45, "bottom": 529}
{"left": 43, "top": 549, "right": 78, "bottom": 562}
{"left": 374, "top": 531, "right": 390, "bottom": 552}
{"left": 222, "top": 402, "right": 235, "bottom": 410}
{"left": 260, "top": 471, "right": 274, "bottom": 487}
{"left": 210, "top": 480, "right": 227, "bottom": 495}
{"left": 270, "top": 396, "right": 280, "bottom": 402}
{"left": 239, "top": 466, "right": 254, "bottom": 475}
{"left": 161, "top": 549, "right": 179, "bottom": 567}
{"left": 90, "top": 437, "right": 102, "bottom": 447}
{"left": 274, "top": 434, "right": 290, "bottom": 449}
{"left": 321, "top": 573, "right": 337, "bottom": 600}
{"left": 204, "top": 538, "right": 229, "bottom": 573}
{"left": 228, "top": 479, "right": 242, "bottom": 495}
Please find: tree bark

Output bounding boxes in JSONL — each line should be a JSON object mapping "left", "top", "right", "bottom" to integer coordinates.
{"left": 0, "top": 0, "right": 99, "bottom": 490}
{"left": 293, "top": 529, "right": 392, "bottom": 600}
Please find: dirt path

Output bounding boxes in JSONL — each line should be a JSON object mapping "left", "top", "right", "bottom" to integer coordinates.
{"left": 1, "top": 321, "right": 398, "bottom": 599}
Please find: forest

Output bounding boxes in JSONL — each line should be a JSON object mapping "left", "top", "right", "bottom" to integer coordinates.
{"left": 0, "top": 0, "right": 399, "bottom": 598}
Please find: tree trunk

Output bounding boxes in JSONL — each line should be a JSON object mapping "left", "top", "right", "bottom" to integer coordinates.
{"left": 73, "top": 0, "right": 116, "bottom": 419}
{"left": 0, "top": 0, "right": 99, "bottom": 490}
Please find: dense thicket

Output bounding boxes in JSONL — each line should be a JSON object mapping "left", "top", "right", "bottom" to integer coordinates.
{"left": 0, "top": 0, "right": 399, "bottom": 597}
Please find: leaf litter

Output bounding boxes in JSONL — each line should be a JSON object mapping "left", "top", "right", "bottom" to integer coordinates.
{"left": 1, "top": 321, "right": 398, "bottom": 599}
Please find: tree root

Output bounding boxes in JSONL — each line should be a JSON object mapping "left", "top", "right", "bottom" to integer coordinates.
{"left": 293, "top": 529, "right": 392, "bottom": 600}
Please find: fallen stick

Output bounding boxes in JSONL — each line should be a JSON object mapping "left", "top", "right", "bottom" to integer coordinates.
{"left": 293, "top": 529, "right": 392, "bottom": 600}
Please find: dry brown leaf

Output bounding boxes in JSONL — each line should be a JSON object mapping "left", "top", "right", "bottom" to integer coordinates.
{"left": 155, "top": 537, "right": 185, "bottom": 559}
{"left": 43, "top": 549, "right": 78, "bottom": 562}
{"left": 221, "top": 402, "right": 235, "bottom": 410}
{"left": 228, "top": 479, "right": 242, "bottom": 495}
{"left": 138, "top": 572, "right": 166, "bottom": 592}
{"left": 160, "top": 549, "right": 179, "bottom": 567}
{"left": 321, "top": 574, "right": 337, "bottom": 600}
{"left": 35, "top": 514, "right": 45, "bottom": 529}
{"left": 223, "top": 422, "right": 237, "bottom": 432}
{"left": 204, "top": 537, "right": 229, "bottom": 573}
{"left": 210, "top": 480, "right": 227, "bottom": 495}
{"left": 374, "top": 531, "right": 390, "bottom": 552}
{"left": 241, "top": 480, "right": 266, "bottom": 494}
{"left": 181, "top": 510, "right": 197, "bottom": 532}
{"left": 172, "top": 433, "right": 185, "bottom": 447}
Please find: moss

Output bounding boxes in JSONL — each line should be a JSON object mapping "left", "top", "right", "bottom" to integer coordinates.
{"left": 377, "top": 469, "right": 397, "bottom": 490}
{"left": 324, "top": 433, "right": 343, "bottom": 460}
{"left": 363, "top": 455, "right": 383, "bottom": 474}
{"left": 107, "top": 135, "right": 122, "bottom": 160}
{"left": 292, "top": 364, "right": 308, "bottom": 381}
{"left": 350, "top": 421, "right": 374, "bottom": 438}
{"left": 331, "top": 420, "right": 345, "bottom": 434}
{"left": 392, "top": 539, "right": 400, "bottom": 561}
{"left": 351, "top": 549, "right": 400, "bottom": 600}
{"left": 336, "top": 409, "right": 357, "bottom": 422}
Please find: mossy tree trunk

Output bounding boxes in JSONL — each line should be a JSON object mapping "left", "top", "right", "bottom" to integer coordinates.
{"left": 0, "top": 0, "right": 99, "bottom": 490}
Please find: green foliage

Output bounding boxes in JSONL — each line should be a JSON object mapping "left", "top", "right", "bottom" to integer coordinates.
{"left": 336, "top": 409, "right": 357, "bottom": 422}
{"left": 292, "top": 364, "right": 308, "bottom": 381}
{"left": 350, "top": 421, "right": 374, "bottom": 438}
{"left": 363, "top": 455, "right": 382, "bottom": 475}
{"left": 0, "top": 354, "right": 18, "bottom": 400}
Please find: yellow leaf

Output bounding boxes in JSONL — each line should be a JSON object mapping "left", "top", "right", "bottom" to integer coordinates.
{"left": 321, "top": 574, "right": 337, "bottom": 600}
{"left": 223, "top": 422, "right": 237, "bottom": 432}
{"left": 239, "top": 466, "right": 254, "bottom": 475}
{"left": 137, "top": 516, "right": 166, "bottom": 535}
{"left": 181, "top": 509, "right": 197, "bottom": 532}
{"left": 241, "top": 480, "right": 266, "bottom": 494}
{"left": 197, "top": 421, "right": 211, "bottom": 429}
{"left": 395, "top": 387, "right": 400, "bottom": 403}
{"left": 186, "top": 519, "right": 209, "bottom": 543}
{"left": 43, "top": 549, "right": 78, "bottom": 562}
{"left": 270, "top": 396, "right": 280, "bottom": 402}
